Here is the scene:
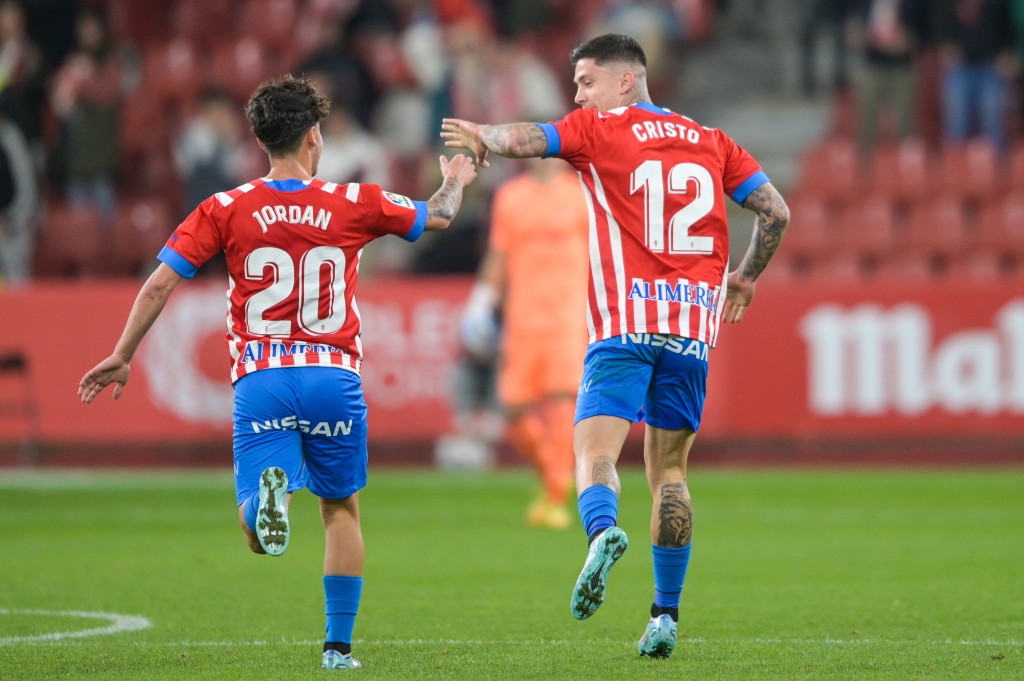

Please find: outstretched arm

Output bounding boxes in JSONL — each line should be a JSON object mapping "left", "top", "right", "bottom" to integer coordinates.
{"left": 78, "top": 263, "right": 183, "bottom": 403}
{"left": 722, "top": 182, "right": 790, "bottom": 324}
{"left": 440, "top": 119, "right": 548, "bottom": 168}
{"left": 460, "top": 247, "right": 506, "bottom": 359}
{"left": 425, "top": 154, "right": 478, "bottom": 231}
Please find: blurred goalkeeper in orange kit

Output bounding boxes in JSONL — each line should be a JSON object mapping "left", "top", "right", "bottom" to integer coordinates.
{"left": 461, "top": 156, "right": 590, "bottom": 529}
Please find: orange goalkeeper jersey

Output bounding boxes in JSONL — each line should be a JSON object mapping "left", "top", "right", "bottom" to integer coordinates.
{"left": 490, "top": 168, "right": 590, "bottom": 343}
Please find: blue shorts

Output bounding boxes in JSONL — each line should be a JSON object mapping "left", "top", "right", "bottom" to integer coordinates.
{"left": 232, "top": 367, "right": 368, "bottom": 506}
{"left": 574, "top": 334, "right": 709, "bottom": 432}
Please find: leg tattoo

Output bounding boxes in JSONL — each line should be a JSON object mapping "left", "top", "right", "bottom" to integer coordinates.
{"left": 591, "top": 457, "right": 620, "bottom": 494}
{"left": 657, "top": 483, "right": 692, "bottom": 547}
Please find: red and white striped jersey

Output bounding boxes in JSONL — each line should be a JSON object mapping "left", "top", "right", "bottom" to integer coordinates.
{"left": 538, "top": 102, "right": 768, "bottom": 347}
{"left": 158, "top": 178, "right": 426, "bottom": 383}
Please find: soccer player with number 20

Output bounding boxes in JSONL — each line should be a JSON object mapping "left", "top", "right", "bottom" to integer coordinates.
{"left": 79, "top": 75, "right": 477, "bottom": 671}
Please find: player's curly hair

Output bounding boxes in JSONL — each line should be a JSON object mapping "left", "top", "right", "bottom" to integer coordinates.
{"left": 569, "top": 33, "right": 647, "bottom": 71}
{"left": 246, "top": 75, "right": 330, "bottom": 156}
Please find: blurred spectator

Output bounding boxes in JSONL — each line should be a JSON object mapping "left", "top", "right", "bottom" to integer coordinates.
{"left": 851, "top": 0, "right": 929, "bottom": 153}
{"left": 50, "top": 7, "right": 122, "bottom": 225}
{"left": 303, "top": 67, "right": 389, "bottom": 185}
{"left": 172, "top": 89, "right": 246, "bottom": 216}
{"left": 799, "top": 0, "right": 858, "bottom": 95}
{"left": 318, "top": 102, "right": 390, "bottom": 188}
{"left": 0, "top": 111, "right": 37, "bottom": 286}
{"left": 931, "top": 0, "right": 1015, "bottom": 149}
{"left": 296, "top": 7, "right": 380, "bottom": 128}
{"left": 0, "top": 1, "right": 43, "bottom": 162}
{"left": 1011, "top": 0, "right": 1024, "bottom": 133}
{"left": 319, "top": 98, "right": 404, "bottom": 275}
{"left": 447, "top": 22, "right": 564, "bottom": 192}
{"left": 584, "top": 0, "right": 684, "bottom": 101}
{"left": 350, "top": 2, "right": 434, "bottom": 199}
{"left": 413, "top": 22, "right": 569, "bottom": 275}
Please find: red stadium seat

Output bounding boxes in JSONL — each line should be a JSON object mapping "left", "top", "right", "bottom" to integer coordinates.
{"left": 866, "top": 138, "right": 930, "bottom": 204}
{"left": 895, "top": 197, "right": 969, "bottom": 277}
{"left": 967, "top": 194, "right": 1024, "bottom": 277}
{"left": 1007, "top": 142, "right": 1024, "bottom": 194}
{"left": 171, "top": 0, "right": 233, "bottom": 50}
{"left": 107, "top": 0, "right": 167, "bottom": 45}
{"left": 111, "top": 198, "right": 174, "bottom": 276}
{"left": 236, "top": 0, "right": 300, "bottom": 53}
{"left": 119, "top": 93, "right": 169, "bottom": 157}
{"left": 796, "top": 137, "right": 859, "bottom": 204}
{"left": 141, "top": 38, "right": 204, "bottom": 108}
{"left": 875, "top": 253, "right": 933, "bottom": 281}
{"left": 32, "top": 202, "right": 105, "bottom": 278}
{"left": 937, "top": 139, "right": 1001, "bottom": 201}
{"left": 837, "top": 195, "right": 900, "bottom": 264}
{"left": 207, "top": 37, "right": 278, "bottom": 102}
{"left": 773, "top": 193, "right": 835, "bottom": 277}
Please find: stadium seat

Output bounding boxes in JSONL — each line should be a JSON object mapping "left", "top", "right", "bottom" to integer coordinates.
{"left": 32, "top": 202, "right": 105, "bottom": 278}
{"left": 866, "top": 138, "right": 930, "bottom": 204}
{"left": 946, "top": 251, "right": 1005, "bottom": 280}
{"left": 897, "top": 197, "right": 969, "bottom": 277}
{"left": 106, "top": 0, "right": 167, "bottom": 45}
{"left": 119, "top": 93, "right": 169, "bottom": 157}
{"left": 968, "top": 194, "right": 1024, "bottom": 276}
{"left": 111, "top": 198, "right": 174, "bottom": 276}
{"left": 208, "top": 37, "right": 278, "bottom": 102}
{"left": 171, "top": 0, "right": 233, "bottom": 50}
{"left": 141, "top": 38, "right": 204, "bottom": 108}
{"left": 796, "top": 137, "right": 859, "bottom": 204}
{"left": 773, "top": 193, "right": 835, "bottom": 278}
{"left": 875, "top": 253, "right": 933, "bottom": 280}
{"left": 836, "top": 195, "right": 900, "bottom": 269}
{"left": 1007, "top": 141, "right": 1024, "bottom": 194}
{"left": 937, "top": 139, "right": 1000, "bottom": 202}
{"left": 235, "top": 0, "right": 299, "bottom": 53}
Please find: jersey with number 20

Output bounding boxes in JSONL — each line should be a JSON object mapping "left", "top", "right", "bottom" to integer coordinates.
{"left": 538, "top": 102, "right": 769, "bottom": 347}
{"left": 158, "top": 178, "right": 426, "bottom": 383}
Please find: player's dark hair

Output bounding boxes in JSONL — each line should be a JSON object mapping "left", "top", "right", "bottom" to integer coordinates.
{"left": 569, "top": 33, "right": 647, "bottom": 70}
{"left": 246, "top": 75, "right": 330, "bottom": 156}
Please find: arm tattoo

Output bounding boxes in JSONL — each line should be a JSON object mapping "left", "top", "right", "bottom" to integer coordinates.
{"left": 481, "top": 123, "right": 548, "bottom": 158}
{"left": 657, "top": 483, "right": 693, "bottom": 547}
{"left": 591, "top": 457, "right": 620, "bottom": 494}
{"left": 426, "top": 176, "right": 464, "bottom": 223}
{"left": 739, "top": 183, "right": 790, "bottom": 280}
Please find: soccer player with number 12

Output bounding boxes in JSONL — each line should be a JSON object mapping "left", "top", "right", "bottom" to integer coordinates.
{"left": 442, "top": 33, "right": 790, "bottom": 658}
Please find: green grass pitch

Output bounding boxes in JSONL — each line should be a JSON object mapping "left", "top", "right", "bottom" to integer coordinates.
{"left": 0, "top": 467, "right": 1021, "bottom": 680}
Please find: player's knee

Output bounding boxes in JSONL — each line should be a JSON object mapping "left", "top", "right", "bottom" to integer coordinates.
{"left": 647, "top": 467, "right": 686, "bottom": 493}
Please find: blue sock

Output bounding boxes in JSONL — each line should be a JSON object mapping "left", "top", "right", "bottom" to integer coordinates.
{"left": 652, "top": 544, "right": 692, "bottom": 609}
{"left": 324, "top": 576, "right": 363, "bottom": 645}
{"left": 242, "top": 492, "right": 259, "bottom": 532}
{"left": 578, "top": 485, "right": 618, "bottom": 542}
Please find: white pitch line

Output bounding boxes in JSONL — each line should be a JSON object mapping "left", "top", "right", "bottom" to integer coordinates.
{"left": 0, "top": 609, "right": 152, "bottom": 644}
{"left": 102, "top": 637, "right": 1024, "bottom": 648}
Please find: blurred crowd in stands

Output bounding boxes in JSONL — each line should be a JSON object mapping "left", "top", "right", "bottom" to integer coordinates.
{"left": 0, "top": 0, "right": 1022, "bottom": 286}
{"left": 785, "top": 0, "right": 1024, "bottom": 281}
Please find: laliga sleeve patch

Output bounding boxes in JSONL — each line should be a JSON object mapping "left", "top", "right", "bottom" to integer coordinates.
{"left": 383, "top": 191, "right": 415, "bottom": 209}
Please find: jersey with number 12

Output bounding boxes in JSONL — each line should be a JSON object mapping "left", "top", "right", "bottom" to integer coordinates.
{"left": 539, "top": 102, "right": 769, "bottom": 347}
{"left": 157, "top": 178, "right": 426, "bottom": 383}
